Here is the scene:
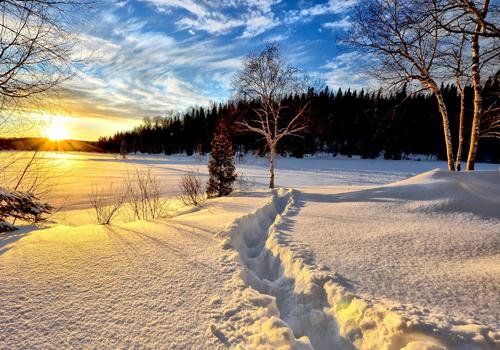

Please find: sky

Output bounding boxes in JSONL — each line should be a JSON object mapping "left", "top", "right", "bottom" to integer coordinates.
{"left": 23, "top": 0, "right": 373, "bottom": 141}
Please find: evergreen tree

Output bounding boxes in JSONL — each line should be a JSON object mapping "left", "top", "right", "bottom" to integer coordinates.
{"left": 206, "top": 120, "right": 236, "bottom": 198}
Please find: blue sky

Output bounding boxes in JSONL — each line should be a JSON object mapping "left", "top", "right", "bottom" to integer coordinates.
{"left": 42, "top": 0, "right": 372, "bottom": 140}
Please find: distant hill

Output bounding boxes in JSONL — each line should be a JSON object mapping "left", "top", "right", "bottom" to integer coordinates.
{"left": 0, "top": 138, "right": 100, "bottom": 152}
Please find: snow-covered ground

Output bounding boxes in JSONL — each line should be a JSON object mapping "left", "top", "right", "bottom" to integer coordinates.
{"left": 0, "top": 151, "right": 499, "bottom": 349}
{"left": 0, "top": 192, "right": 270, "bottom": 349}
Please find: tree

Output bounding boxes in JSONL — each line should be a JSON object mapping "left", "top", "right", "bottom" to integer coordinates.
{"left": 120, "top": 139, "right": 127, "bottom": 159}
{"left": 233, "top": 43, "right": 310, "bottom": 188}
{"left": 349, "top": 0, "right": 457, "bottom": 170}
{"left": 0, "top": 0, "right": 90, "bottom": 231}
{"left": 206, "top": 119, "right": 236, "bottom": 198}
{"left": 431, "top": 0, "right": 500, "bottom": 170}
{"left": 0, "top": 188, "right": 51, "bottom": 232}
{"left": 442, "top": 33, "right": 470, "bottom": 171}
{"left": 0, "top": 0, "right": 90, "bottom": 121}
{"left": 480, "top": 70, "right": 500, "bottom": 139}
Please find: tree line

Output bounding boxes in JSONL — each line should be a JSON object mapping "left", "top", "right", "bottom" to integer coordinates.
{"left": 97, "top": 74, "right": 499, "bottom": 163}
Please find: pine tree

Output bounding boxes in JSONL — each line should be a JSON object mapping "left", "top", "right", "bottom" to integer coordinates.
{"left": 206, "top": 120, "right": 236, "bottom": 198}
{"left": 119, "top": 140, "right": 127, "bottom": 159}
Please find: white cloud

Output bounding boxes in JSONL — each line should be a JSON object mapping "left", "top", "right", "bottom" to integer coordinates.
{"left": 319, "top": 51, "right": 377, "bottom": 89}
{"left": 285, "top": 0, "right": 357, "bottom": 24}
{"left": 322, "top": 16, "right": 352, "bottom": 30}
{"left": 239, "top": 14, "right": 279, "bottom": 38}
{"left": 145, "top": 0, "right": 208, "bottom": 17}
{"left": 142, "top": 0, "right": 283, "bottom": 38}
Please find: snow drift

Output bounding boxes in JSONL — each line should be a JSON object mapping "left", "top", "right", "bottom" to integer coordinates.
{"left": 212, "top": 176, "right": 499, "bottom": 349}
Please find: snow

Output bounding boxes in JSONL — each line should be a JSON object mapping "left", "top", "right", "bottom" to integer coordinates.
{"left": 0, "top": 151, "right": 499, "bottom": 349}
{"left": 287, "top": 170, "right": 500, "bottom": 348}
{"left": 214, "top": 184, "right": 499, "bottom": 349}
{"left": 0, "top": 192, "right": 269, "bottom": 349}
{"left": 1, "top": 152, "right": 497, "bottom": 215}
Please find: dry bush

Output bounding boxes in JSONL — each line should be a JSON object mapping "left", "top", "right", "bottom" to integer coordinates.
{"left": 89, "top": 184, "right": 126, "bottom": 225}
{"left": 126, "top": 169, "right": 166, "bottom": 220}
{"left": 178, "top": 172, "right": 205, "bottom": 207}
{"left": 235, "top": 172, "right": 253, "bottom": 191}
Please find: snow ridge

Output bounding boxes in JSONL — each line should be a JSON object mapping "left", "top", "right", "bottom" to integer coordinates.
{"left": 212, "top": 189, "right": 499, "bottom": 350}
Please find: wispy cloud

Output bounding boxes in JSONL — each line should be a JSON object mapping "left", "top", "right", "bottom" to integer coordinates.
{"left": 18, "top": 1, "right": 367, "bottom": 140}
{"left": 319, "top": 51, "right": 376, "bottom": 90}
{"left": 143, "top": 0, "right": 355, "bottom": 38}
{"left": 322, "top": 16, "right": 352, "bottom": 31}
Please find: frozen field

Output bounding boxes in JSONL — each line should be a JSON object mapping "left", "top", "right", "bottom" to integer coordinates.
{"left": 1, "top": 151, "right": 498, "bottom": 211}
{"left": 1, "top": 151, "right": 499, "bottom": 349}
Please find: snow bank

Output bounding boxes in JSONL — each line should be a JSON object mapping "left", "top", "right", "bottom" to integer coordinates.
{"left": 213, "top": 187, "right": 499, "bottom": 349}
{"left": 369, "top": 169, "right": 500, "bottom": 219}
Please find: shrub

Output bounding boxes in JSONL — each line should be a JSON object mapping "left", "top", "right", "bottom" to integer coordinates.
{"left": 178, "top": 172, "right": 204, "bottom": 207}
{"left": 89, "top": 184, "right": 126, "bottom": 225}
{"left": 126, "top": 169, "right": 166, "bottom": 220}
{"left": 235, "top": 172, "right": 253, "bottom": 191}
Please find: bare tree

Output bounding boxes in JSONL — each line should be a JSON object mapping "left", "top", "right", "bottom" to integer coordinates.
{"left": 440, "top": 33, "right": 471, "bottom": 171}
{"left": 232, "top": 43, "right": 310, "bottom": 188}
{"left": 0, "top": 1, "right": 91, "bottom": 228}
{"left": 431, "top": 0, "right": 499, "bottom": 170}
{"left": 0, "top": 0, "right": 91, "bottom": 118}
{"left": 349, "top": 0, "right": 457, "bottom": 170}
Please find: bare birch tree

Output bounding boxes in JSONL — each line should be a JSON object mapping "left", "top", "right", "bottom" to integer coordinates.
{"left": 440, "top": 33, "right": 470, "bottom": 171}
{"left": 232, "top": 43, "right": 310, "bottom": 188}
{"left": 431, "top": 0, "right": 499, "bottom": 170}
{"left": 349, "top": 0, "right": 457, "bottom": 170}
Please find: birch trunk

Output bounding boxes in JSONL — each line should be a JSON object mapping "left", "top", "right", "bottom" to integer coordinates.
{"left": 269, "top": 145, "right": 275, "bottom": 189}
{"left": 429, "top": 83, "right": 456, "bottom": 171}
{"left": 466, "top": 31, "right": 482, "bottom": 171}
{"left": 456, "top": 86, "right": 465, "bottom": 172}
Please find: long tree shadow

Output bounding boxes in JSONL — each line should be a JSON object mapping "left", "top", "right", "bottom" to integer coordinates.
{"left": 104, "top": 225, "right": 213, "bottom": 271}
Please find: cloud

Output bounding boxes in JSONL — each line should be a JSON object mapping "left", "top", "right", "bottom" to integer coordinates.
{"left": 285, "top": 0, "right": 357, "bottom": 24}
{"left": 16, "top": 1, "right": 366, "bottom": 140}
{"left": 142, "top": 0, "right": 279, "bottom": 38}
{"left": 61, "top": 8, "right": 248, "bottom": 125}
{"left": 322, "top": 16, "right": 352, "bottom": 30}
{"left": 239, "top": 14, "right": 279, "bottom": 38}
{"left": 142, "top": 0, "right": 356, "bottom": 39}
{"left": 319, "top": 51, "right": 377, "bottom": 90}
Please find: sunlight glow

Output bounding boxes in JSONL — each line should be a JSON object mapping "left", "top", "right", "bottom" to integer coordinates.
{"left": 46, "top": 119, "right": 69, "bottom": 141}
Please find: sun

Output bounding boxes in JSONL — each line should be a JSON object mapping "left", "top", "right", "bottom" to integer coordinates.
{"left": 46, "top": 119, "right": 68, "bottom": 141}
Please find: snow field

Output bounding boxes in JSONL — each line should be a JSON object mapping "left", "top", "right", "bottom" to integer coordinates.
{"left": 1, "top": 152, "right": 499, "bottom": 349}
{"left": 212, "top": 187, "right": 499, "bottom": 350}
{"left": 0, "top": 193, "right": 269, "bottom": 349}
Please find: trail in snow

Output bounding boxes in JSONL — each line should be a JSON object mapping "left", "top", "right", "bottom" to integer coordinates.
{"left": 213, "top": 188, "right": 499, "bottom": 350}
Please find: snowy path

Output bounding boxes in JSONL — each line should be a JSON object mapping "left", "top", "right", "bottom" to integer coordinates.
{"left": 212, "top": 184, "right": 499, "bottom": 349}
{"left": 0, "top": 193, "right": 269, "bottom": 349}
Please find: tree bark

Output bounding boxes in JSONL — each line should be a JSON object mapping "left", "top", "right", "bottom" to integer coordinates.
{"left": 429, "top": 83, "right": 456, "bottom": 171}
{"left": 269, "top": 146, "right": 275, "bottom": 189}
{"left": 466, "top": 31, "right": 482, "bottom": 171}
{"left": 456, "top": 85, "right": 465, "bottom": 171}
